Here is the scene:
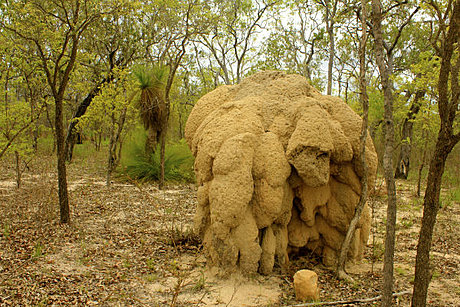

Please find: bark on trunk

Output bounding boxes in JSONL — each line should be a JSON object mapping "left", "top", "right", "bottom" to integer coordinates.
{"left": 395, "top": 89, "right": 425, "bottom": 179}
{"left": 416, "top": 130, "right": 429, "bottom": 197}
{"left": 325, "top": 1, "right": 337, "bottom": 95}
{"left": 106, "top": 107, "right": 127, "bottom": 187}
{"left": 159, "top": 133, "right": 166, "bottom": 190}
{"left": 15, "top": 150, "right": 21, "bottom": 189}
{"left": 55, "top": 95, "right": 70, "bottom": 224}
{"left": 412, "top": 1, "right": 460, "bottom": 305}
{"left": 411, "top": 135, "right": 450, "bottom": 307}
{"left": 371, "top": 0, "right": 397, "bottom": 305}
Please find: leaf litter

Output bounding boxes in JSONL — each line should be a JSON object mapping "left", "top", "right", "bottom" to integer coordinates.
{"left": 0, "top": 156, "right": 458, "bottom": 306}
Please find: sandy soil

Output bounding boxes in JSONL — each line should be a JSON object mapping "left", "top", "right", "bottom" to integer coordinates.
{"left": 0, "top": 156, "right": 458, "bottom": 306}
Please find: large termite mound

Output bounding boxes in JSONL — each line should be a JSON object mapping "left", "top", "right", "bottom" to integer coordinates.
{"left": 185, "top": 71, "right": 378, "bottom": 274}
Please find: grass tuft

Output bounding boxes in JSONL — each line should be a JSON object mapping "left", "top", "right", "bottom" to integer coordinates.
{"left": 120, "top": 130, "right": 194, "bottom": 183}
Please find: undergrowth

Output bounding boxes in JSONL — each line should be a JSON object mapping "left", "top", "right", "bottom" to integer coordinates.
{"left": 120, "top": 131, "right": 194, "bottom": 183}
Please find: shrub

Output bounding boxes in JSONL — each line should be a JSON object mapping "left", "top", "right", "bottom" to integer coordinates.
{"left": 120, "top": 130, "right": 194, "bottom": 183}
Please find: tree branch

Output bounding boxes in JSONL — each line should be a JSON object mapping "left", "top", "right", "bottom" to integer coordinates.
{"left": 287, "top": 290, "right": 412, "bottom": 307}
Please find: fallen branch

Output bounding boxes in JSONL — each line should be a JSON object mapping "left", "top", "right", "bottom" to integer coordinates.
{"left": 286, "top": 290, "right": 412, "bottom": 306}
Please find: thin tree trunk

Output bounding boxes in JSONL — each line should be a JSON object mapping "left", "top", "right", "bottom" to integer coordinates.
{"left": 395, "top": 89, "right": 425, "bottom": 179}
{"left": 55, "top": 95, "right": 70, "bottom": 224}
{"left": 106, "top": 111, "right": 116, "bottom": 187}
{"left": 336, "top": 0, "right": 369, "bottom": 280}
{"left": 345, "top": 79, "right": 349, "bottom": 104}
{"left": 44, "top": 101, "right": 56, "bottom": 153}
{"left": 412, "top": 135, "right": 452, "bottom": 307}
{"left": 371, "top": 0, "right": 397, "bottom": 305}
{"left": 30, "top": 98, "right": 39, "bottom": 152}
{"left": 412, "top": 1, "right": 460, "bottom": 305}
{"left": 416, "top": 130, "right": 429, "bottom": 197}
{"left": 15, "top": 150, "right": 21, "bottom": 189}
{"left": 325, "top": 2, "right": 336, "bottom": 95}
{"left": 159, "top": 133, "right": 166, "bottom": 190}
{"left": 106, "top": 106, "right": 127, "bottom": 187}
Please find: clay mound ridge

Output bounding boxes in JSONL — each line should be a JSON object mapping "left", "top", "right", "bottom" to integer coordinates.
{"left": 185, "top": 71, "right": 378, "bottom": 275}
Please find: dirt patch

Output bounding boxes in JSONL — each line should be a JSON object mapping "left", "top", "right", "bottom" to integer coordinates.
{"left": 0, "top": 156, "right": 458, "bottom": 306}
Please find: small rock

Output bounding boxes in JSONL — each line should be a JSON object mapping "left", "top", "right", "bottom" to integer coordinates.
{"left": 293, "top": 269, "right": 320, "bottom": 301}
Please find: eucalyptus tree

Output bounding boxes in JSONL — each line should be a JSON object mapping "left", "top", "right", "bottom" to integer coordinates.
{"left": 1, "top": 0, "right": 117, "bottom": 223}
{"left": 0, "top": 30, "right": 50, "bottom": 188}
{"left": 196, "top": 0, "right": 279, "bottom": 85}
{"left": 313, "top": 0, "right": 341, "bottom": 95}
{"left": 65, "top": 1, "right": 144, "bottom": 162}
{"left": 393, "top": 15, "right": 435, "bottom": 179}
{"left": 257, "top": 0, "right": 326, "bottom": 87}
{"left": 412, "top": 1, "right": 460, "bottom": 305}
{"left": 370, "top": 0, "right": 420, "bottom": 305}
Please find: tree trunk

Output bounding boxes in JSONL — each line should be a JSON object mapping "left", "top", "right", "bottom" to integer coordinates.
{"left": 43, "top": 101, "right": 56, "bottom": 152}
{"left": 15, "top": 150, "right": 21, "bottom": 189}
{"left": 336, "top": 0, "right": 369, "bottom": 280}
{"left": 371, "top": 0, "right": 397, "bottom": 305}
{"left": 159, "top": 133, "right": 166, "bottom": 190}
{"left": 55, "top": 96, "right": 70, "bottom": 224}
{"left": 145, "top": 128, "right": 158, "bottom": 159}
{"left": 416, "top": 130, "right": 429, "bottom": 197}
{"left": 395, "top": 89, "right": 425, "bottom": 179}
{"left": 412, "top": 1, "right": 460, "bottom": 305}
{"left": 412, "top": 133, "right": 456, "bottom": 306}
{"left": 30, "top": 98, "right": 39, "bottom": 152}
{"left": 106, "top": 106, "right": 127, "bottom": 187}
{"left": 106, "top": 111, "right": 116, "bottom": 187}
{"left": 325, "top": 2, "right": 336, "bottom": 95}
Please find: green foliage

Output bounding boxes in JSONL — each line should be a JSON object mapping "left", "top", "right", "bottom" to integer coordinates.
{"left": 192, "top": 271, "right": 206, "bottom": 292}
{"left": 2, "top": 223, "right": 11, "bottom": 239}
{"left": 440, "top": 169, "right": 460, "bottom": 208}
{"left": 133, "top": 65, "right": 167, "bottom": 91}
{"left": 31, "top": 243, "right": 44, "bottom": 259}
{"left": 120, "top": 130, "right": 194, "bottom": 183}
{"left": 78, "top": 67, "right": 137, "bottom": 137}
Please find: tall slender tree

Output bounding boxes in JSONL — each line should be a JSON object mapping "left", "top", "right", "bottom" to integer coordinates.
{"left": 412, "top": 1, "right": 460, "bottom": 306}
{"left": 314, "top": 0, "right": 339, "bottom": 95}
{"left": 336, "top": 0, "right": 370, "bottom": 280}
{"left": 2, "top": 0, "right": 109, "bottom": 223}
{"left": 370, "top": 0, "right": 419, "bottom": 305}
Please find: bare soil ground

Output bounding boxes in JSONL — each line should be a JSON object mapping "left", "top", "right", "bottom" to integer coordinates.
{"left": 0, "top": 153, "right": 459, "bottom": 306}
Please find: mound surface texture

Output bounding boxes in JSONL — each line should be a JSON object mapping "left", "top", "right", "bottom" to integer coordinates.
{"left": 185, "top": 71, "right": 377, "bottom": 274}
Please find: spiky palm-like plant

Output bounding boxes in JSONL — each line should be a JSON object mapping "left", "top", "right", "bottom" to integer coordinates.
{"left": 133, "top": 66, "right": 167, "bottom": 157}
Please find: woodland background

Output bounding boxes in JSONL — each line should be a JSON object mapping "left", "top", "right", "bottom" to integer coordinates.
{"left": 0, "top": 0, "right": 459, "bottom": 306}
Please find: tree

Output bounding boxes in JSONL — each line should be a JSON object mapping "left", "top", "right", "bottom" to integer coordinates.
{"left": 64, "top": 2, "right": 142, "bottom": 162}
{"left": 394, "top": 86, "right": 426, "bottom": 179}
{"left": 314, "top": 0, "right": 339, "bottom": 95}
{"left": 393, "top": 21, "right": 436, "bottom": 179}
{"left": 256, "top": 0, "right": 325, "bottom": 86}
{"left": 2, "top": 0, "right": 109, "bottom": 223}
{"left": 412, "top": 0, "right": 460, "bottom": 305}
{"left": 370, "top": 0, "right": 419, "bottom": 305}
{"left": 197, "top": 0, "right": 277, "bottom": 85}
{"left": 336, "top": 0, "right": 370, "bottom": 280}
{"left": 78, "top": 68, "right": 137, "bottom": 186}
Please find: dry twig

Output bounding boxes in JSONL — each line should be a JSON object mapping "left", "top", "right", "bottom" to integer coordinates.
{"left": 286, "top": 290, "right": 412, "bottom": 306}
